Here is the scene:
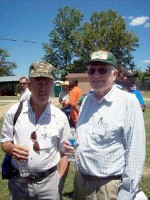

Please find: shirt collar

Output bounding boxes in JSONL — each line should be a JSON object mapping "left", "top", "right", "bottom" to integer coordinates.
{"left": 22, "top": 100, "right": 51, "bottom": 115}
{"left": 115, "top": 83, "right": 124, "bottom": 90}
{"left": 92, "top": 85, "right": 117, "bottom": 104}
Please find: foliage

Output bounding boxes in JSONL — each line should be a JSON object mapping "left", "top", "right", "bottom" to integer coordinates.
{"left": 145, "top": 64, "right": 150, "bottom": 76}
{"left": 43, "top": 8, "right": 139, "bottom": 78}
{"left": 43, "top": 6, "right": 83, "bottom": 79}
{"left": 0, "top": 48, "right": 17, "bottom": 76}
{"left": 73, "top": 9, "right": 139, "bottom": 72}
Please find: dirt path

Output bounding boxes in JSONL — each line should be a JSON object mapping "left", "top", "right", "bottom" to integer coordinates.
{"left": 0, "top": 102, "right": 15, "bottom": 118}
{"left": 0, "top": 98, "right": 59, "bottom": 119}
{"left": 143, "top": 166, "right": 150, "bottom": 176}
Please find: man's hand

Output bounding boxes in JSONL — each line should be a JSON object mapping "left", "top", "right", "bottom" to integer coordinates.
{"left": 12, "top": 144, "right": 29, "bottom": 161}
{"left": 64, "top": 139, "right": 75, "bottom": 154}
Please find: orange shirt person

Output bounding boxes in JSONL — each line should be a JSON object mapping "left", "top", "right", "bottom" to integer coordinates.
{"left": 68, "top": 79, "right": 83, "bottom": 127}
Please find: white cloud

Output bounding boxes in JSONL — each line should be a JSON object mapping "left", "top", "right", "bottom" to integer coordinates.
{"left": 142, "top": 60, "right": 150, "bottom": 63}
{"left": 144, "top": 23, "right": 150, "bottom": 28}
{"left": 129, "top": 16, "right": 149, "bottom": 26}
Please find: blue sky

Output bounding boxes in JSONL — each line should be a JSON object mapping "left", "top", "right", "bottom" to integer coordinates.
{"left": 0, "top": 0, "right": 150, "bottom": 77}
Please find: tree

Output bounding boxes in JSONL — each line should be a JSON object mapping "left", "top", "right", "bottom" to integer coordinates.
{"left": 0, "top": 48, "right": 17, "bottom": 76}
{"left": 43, "top": 6, "right": 83, "bottom": 79}
{"left": 72, "top": 9, "right": 139, "bottom": 72}
{"left": 145, "top": 64, "right": 150, "bottom": 76}
{"left": 43, "top": 8, "right": 139, "bottom": 78}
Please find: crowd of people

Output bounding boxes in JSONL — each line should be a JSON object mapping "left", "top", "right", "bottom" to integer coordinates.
{"left": 1, "top": 50, "right": 148, "bottom": 200}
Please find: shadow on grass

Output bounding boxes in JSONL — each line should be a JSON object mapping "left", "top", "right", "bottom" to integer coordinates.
{"left": 62, "top": 191, "right": 73, "bottom": 199}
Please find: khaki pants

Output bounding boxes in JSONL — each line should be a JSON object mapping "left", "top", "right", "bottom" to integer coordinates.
{"left": 74, "top": 171, "right": 121, "bottom": 200}
{"left": 9, "top": 170, "right": 61, "bottom": 200}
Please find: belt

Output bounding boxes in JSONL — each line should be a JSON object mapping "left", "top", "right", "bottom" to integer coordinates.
{"left": 28, "top": 165, "right": 57, "bottom": 181}
{"left": 80, "top": 172, "right": 122, "bottom": 181}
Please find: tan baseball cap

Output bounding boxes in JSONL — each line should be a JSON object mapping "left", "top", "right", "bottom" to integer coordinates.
{"left": 61, "top": 81, "right": 69, "bottom": 86}
{"left": 88, "top": 50, "right": 117, "bottom": 67}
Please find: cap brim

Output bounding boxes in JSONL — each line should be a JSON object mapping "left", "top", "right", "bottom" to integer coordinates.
{"left": 86, "top": 59, "right": 115, "bottom": 67}
{"left": 29, "top": 74, "right": 54, "bottom": 79}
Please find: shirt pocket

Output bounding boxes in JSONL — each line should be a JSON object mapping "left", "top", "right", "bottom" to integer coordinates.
{"left": 39, "top": 128, "right": 59, "bottom": 150}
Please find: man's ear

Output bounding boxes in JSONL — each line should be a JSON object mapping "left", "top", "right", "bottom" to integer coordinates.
{"left": 114, "top": 69, "right": 118, "bottom": 77}
{"left": 113, "top": 69, "right": 118, "bottom": 81}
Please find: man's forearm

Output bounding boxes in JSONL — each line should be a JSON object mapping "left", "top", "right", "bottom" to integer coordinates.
{"left": 59, "top": 153, "right": 70, "bottom": 180}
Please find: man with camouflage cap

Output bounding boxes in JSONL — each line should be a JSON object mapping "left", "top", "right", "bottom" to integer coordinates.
{"left": 29, "top": 62, "right": 54, "bottom": 79}
{"left": 1, "top": 62, "right": 70, "bottom": 200}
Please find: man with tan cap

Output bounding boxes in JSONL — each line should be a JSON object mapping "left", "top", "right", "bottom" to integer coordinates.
{"left": 1, "top": 62, "right": 70, "bottom": 200}
{"left": 64, "top": 50, "right": 146, "bottom": 200}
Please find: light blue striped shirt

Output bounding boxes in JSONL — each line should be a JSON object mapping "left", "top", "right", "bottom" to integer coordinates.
{"left": 76, "top": 85, "right": 146, "bottom": 200}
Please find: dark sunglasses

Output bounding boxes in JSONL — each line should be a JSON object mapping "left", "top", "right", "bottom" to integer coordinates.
{"left": 31, "top": 131, "right": 40, "bottom": 152}
{"left": 20, "top": 82, "right": 27, "bottom": 85}
{"left": 87, "top": 67, "right": 112, "bottom": 75}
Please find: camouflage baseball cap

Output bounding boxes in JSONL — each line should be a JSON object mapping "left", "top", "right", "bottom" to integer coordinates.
{"left": 29, "top": 62, "right": 54, "bottom": 79}
{"left": 88, "top": 50, "right": 117, "bottom": 67}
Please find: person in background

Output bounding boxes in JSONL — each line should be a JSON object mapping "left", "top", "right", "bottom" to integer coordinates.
{"left": 116, "top": 65, "right": 146, "bottom": 112}
{"left": 68, "top": 79, "right": 83, "bottom": 127}
{"left": 59, "top": 81, "right": 71, "bottom": 120}
{"left": 115, "top": 65, "right": 126, "bottom": 90}
{"left": 1, "top": 62, "right": 70, "bottom": 200}
{"left": 123, "top": 69, "right": 146, "bottom": 112}
{"left": 73, "top": 95, "right": 86, "bottom": 114}
{"left": 73, "top": 90, "right": 94, "bottom": 114}
{"left": 64, "top": 50, "right": 146, "bottom": 200}
{"left": 19, "top": 76, "right": 31, "bottom": 101}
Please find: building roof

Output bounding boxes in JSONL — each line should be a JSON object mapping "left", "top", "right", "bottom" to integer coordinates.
{"left": 65, "top": 73, "right": 88, "bottom": 78}
{"left": 0, "top": 76, "right": 21, "bottom": 83}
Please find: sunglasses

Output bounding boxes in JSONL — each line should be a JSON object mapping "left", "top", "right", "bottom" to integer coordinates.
{"left": 87, "top": 67, "right": 112, "bottom": 75}
{"left": 20, "top": 82, "right": 27, "bottom": 85}
{"left": 31, "top": 131, "right": 40, "bottom": 152}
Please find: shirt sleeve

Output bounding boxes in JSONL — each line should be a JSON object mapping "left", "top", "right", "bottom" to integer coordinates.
{"left": 79, "top": 96, "right": 86, "bottom": 104}
{"left": 1, "top": 108, "right": 15, "bottom": 143}
{"left": 117, "top": 96, "right": 146, "bottom": 200}
{"left": 134, "top": 90, "right": 145, "bottom": 105}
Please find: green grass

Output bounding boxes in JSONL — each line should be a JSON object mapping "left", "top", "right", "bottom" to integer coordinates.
{"left": 140, "top": 101, "right": 150, "bottom": 198}
{"left": 0, "top": 101, "right": 150, "bottom": 199}
{"left": 142, "top": 90, "right": 150, "bottom": 98}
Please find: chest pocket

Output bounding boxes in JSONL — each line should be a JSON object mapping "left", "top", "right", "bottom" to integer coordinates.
{"left": 38, "top": 115, "right": 60, "bottom": 150}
